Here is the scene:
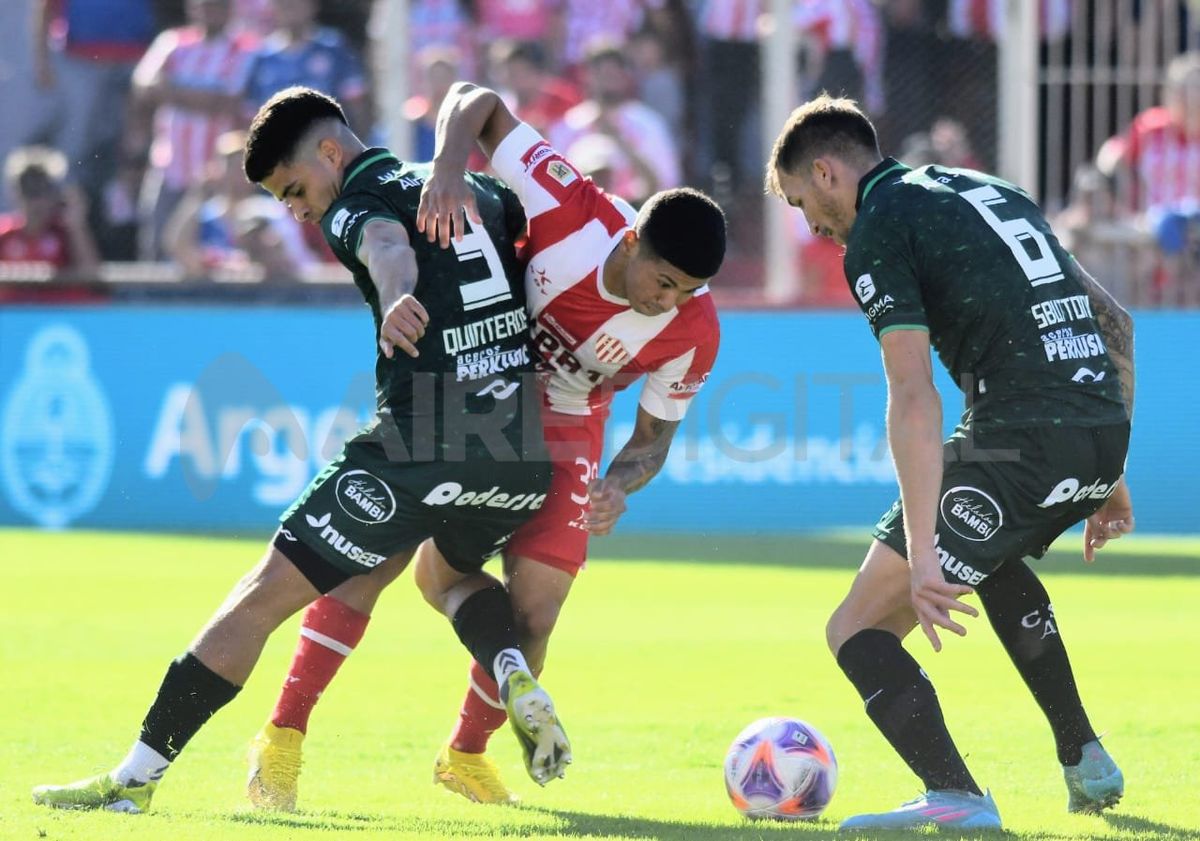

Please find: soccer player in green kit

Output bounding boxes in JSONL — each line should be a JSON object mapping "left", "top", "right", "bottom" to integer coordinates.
{"left": 31, "top": 86, "right": 569, "bottom": 814}
{"left": 767, "top": 95, "right": 1136, "bottom": 830}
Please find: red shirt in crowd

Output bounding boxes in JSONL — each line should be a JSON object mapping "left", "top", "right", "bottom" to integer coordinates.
{"left": 0, "top": 214, "right": 72, "bottom": 268}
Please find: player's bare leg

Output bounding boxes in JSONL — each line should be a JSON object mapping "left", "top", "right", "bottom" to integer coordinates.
{"left": 829, "top": 541, "right": 1000, "bottom": 830}
{"left": 248, "top": 550, "right": 412, "bottom": 811}
{"left": 34, "top": 543, "right": 324, "bottom": 813}
{"left": 415, "top": 542, "right": 571, "bottom": 791}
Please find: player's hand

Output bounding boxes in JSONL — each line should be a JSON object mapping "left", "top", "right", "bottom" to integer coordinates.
{"left": 416, "top": 167, "right": 482, "bottom": 249}
{"left": 379, "top": 294, "right": 429, "bottom": 359}
{"left": 909, "top": 550, "right": 978, "bottom": 653}
{"left": 1083, "top": 477, "right": 1134, "bottom": 562}
{"left": 586, "top": 478, "right": 627, "bottom": 536}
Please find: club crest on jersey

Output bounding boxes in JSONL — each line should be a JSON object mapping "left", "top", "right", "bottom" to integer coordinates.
{"left": 594, "top": 333, "right": 630, "bottom": 365}
{"left": 547, "top": 160, "right": 577, "bottom": 187}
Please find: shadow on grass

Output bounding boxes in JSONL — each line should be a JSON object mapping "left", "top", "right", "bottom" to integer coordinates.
{"left": 222, "top": 806, "right": 1060, "bottom": 840}
{"left": 1101, "top": 812, "right": 1200, "bottom": 840}
{"left": 224, "top": 807, "right": 1200, "bottom": 840}
{"left": 591, "top": 534, "right": 1200, "bottom": 578}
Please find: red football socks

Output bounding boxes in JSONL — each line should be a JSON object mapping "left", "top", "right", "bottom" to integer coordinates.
{"left": 449, "top": 660, "right": 510, "bottom": 754}
{"left": 270, "top": 595, "right": 371, "bottom": 734}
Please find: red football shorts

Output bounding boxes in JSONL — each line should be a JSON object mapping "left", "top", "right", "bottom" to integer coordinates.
{"left": 505, "top": 405, "right": 607, "bottom": 576}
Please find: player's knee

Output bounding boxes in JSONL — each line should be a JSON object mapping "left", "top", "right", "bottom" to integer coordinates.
{"left": 513, "top": 598, "right": 561, "bottom": 645}
{"left": 411, "top": 549, "right": 444, "bottom": 611}
{"left": 825, "top": 602, "right": 867, "bottom": 657}
{"left": 825, "top": 609, "right": 848, "bottom": 657}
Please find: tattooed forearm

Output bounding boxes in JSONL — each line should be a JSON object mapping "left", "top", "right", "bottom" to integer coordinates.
{"left": 1080, "top": 269, "right": 1135, "bottom": 417}
{"left": 606, "top": 416, "right": 678, "bottom": 494}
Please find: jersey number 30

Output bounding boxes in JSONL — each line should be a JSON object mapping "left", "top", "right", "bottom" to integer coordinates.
{"left": 451, "top": 219, "right": 514, "bottom": 311}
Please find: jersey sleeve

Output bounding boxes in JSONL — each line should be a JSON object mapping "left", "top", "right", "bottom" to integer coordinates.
{"left": 843, "top": 211, "right": 928, "bottom": 340}
{"left": 490, "top": 121, "right": 630, "bottom": 253}
{"left": 637, "top": 325, "right": 719, "bottom": 422}
{"left": 320, "top": 193, "right": 403, "bottom": 270}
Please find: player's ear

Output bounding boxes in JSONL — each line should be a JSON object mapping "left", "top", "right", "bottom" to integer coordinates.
{"left": 811, "top": 157, "right": 833, "bottom": 189}
{"left": 317, "top": 137, "right": 342, "bottom": 171}
{"left": 622, "top": 228, "right": 639, "bottom": 253}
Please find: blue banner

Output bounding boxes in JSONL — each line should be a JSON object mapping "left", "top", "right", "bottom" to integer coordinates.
{"left": 0, "top": 306, "right": 1193, "bottom": 534}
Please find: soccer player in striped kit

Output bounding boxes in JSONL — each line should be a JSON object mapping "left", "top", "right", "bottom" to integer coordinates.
{"left": 245, "top": 82, "right": 726, "bottom": 809}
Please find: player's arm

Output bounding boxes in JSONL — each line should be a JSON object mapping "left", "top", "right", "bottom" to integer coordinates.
{"left": 879, "top": 327, "right": 977, "bottom": 652}
{"left": 356, "top": 219, "right": 429, "bottom": 359}
{"left": 587, "top": 406, "right": 681, "bottom": 536}
{"left": 418, "top": 83, "right": 521, "bottom": 247}
{"left": 1074, "top": 263, "right": 1136, "bottom": 559}
{"left": 1077, "top": 263, "right": 1135, "bottom": 418}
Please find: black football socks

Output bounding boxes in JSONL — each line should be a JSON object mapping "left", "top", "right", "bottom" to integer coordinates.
{"left": 138, "top": 652, "right": 241, "bottom": 763}
{"left": 837, "top": 628, "right": 982, "bottom": 795}
{"left": 451, "top": 584, "right": 523, "bottom": 682}
{"left": 976, "top": 559, "right": 1097, "bottom": 766}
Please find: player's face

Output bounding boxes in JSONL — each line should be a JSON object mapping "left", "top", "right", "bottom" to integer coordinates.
{"left": 774, "top": 163, "right": 854, "bottom": 245}
{"left": 260, "top": 147, "right": 341, "bottom": 224}
{"left": 624, "top": 245, "right": 708, "bottom": 315}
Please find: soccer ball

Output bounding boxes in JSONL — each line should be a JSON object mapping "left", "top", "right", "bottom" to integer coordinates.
{"left": 723, "top": 717, "right": 837, "bottom": 820}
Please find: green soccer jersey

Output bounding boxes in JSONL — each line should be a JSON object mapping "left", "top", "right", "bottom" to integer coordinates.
{"left": 843, "top": 157, "right": 1128, "bottom": 431}
{"left": 321, "top": 148, "right": 534, "bottom": 450}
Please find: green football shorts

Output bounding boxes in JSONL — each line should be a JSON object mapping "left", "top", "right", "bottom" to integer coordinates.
{"left": 873, "top": 422, "right": 1130, "bottom": 585}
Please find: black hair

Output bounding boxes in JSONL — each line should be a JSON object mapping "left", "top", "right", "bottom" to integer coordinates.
{"left": 766, "top": 93, "right": 880, "bottom": 197}
{"left": 635, "top": 188, "right": 727, "bottom": 280}
{"left": 243, "top": 86, "right": 347, "bottom": 183}
{"left": 503, "top": 40, "right": 548, "bottom": 71}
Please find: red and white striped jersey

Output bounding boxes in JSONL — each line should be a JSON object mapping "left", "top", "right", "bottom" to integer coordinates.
{"left": 947, "top": 0, "right": 1071, "bottom": 41}
{"left": 491, "top": 122, "right": 720, "bottom": 421}
{"left": 134, "top": 27, "right": 257, "bottom": 190}
{"left": 699, "top": 0, "right": 762, "bottom": 42}
{"left": 1120, "top": 106, "right": 1200, "bottom": 213}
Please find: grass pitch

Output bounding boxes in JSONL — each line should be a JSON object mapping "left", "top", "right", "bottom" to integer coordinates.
{"left": 1, "top": 528, "right": 1197, "bottom": 841}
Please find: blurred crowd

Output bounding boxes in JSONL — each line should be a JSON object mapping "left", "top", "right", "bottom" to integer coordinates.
{"left": 0, "top": 0, "right": 1197, "bottom": 306}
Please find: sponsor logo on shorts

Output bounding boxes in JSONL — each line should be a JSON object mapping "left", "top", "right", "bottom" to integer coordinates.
{"left": 855, "top": 273, "right": 876, "bottom": 303}
{"left": 1037, "top": 476, "right": 1120, "bottom": 509}
{"left": 940, "top": 485, "right": 1003, "bottom": 542}
{"left": 304, "top": 512, "right": 387, "bottom": 568}
{"left": 421, "top": 482, "right": 546, "bottom": 511}
{"left": 335, "top": 469, "right": 396, "bottom": 524}
{"left": 934, "top": 534, "right": 988, "bottom": 585}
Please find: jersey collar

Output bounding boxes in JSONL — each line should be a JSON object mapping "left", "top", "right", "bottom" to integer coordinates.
{"left": 855, "top": 157, "right": 908, "bottom": 210}
{"left": 342, "top": 148, "right": 398, "bottom": 190}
